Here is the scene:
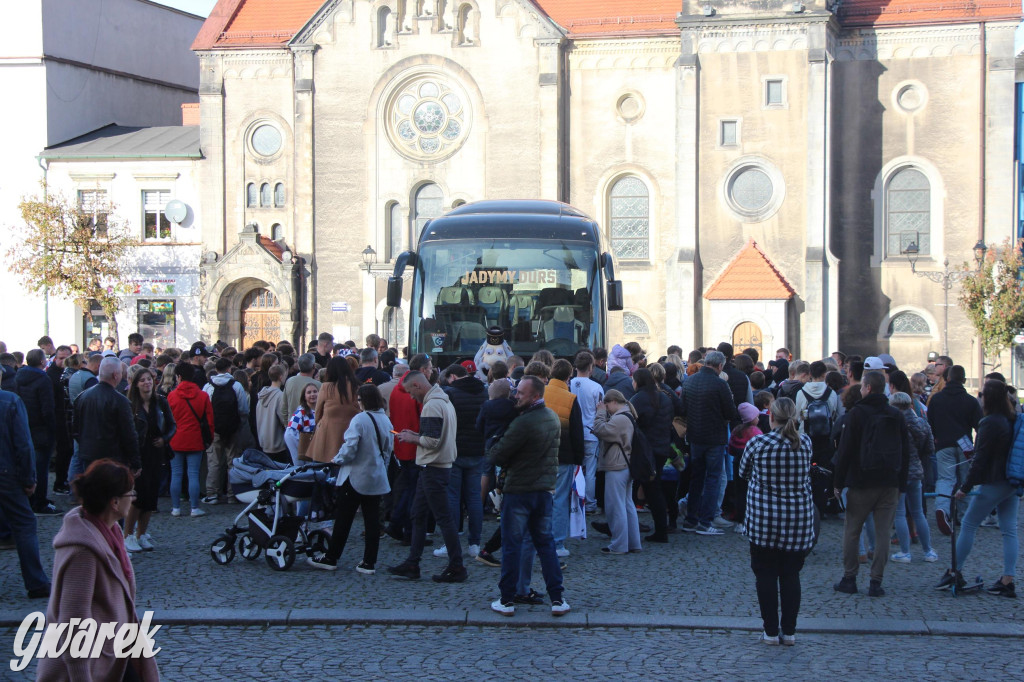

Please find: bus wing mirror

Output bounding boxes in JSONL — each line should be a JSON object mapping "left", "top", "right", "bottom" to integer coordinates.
{"left": 386, "top": 277, "right": 403, "bottom": 308}
{"left": 607, "top": 280, "right": 623, "bottom": 311}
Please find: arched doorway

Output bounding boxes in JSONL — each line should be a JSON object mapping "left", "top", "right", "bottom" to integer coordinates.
{"left": 240, "top": 288, "right": 280, "bottom": 348}
{"left": 732, "top": 321, "right": 762, "bottom": 361}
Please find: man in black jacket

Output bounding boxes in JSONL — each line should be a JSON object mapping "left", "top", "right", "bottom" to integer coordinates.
{"left": 46, "top": 345, "right": 73, "bottom": 496}
{"left": 15, "top": 349, "right": 58, "bottom": 515}
{"left": 832, "top": 371, "right": 910, "bottom": 597}
{"left": 717, "top": 342, "right": 753, "bottom": 415}
{"left": 926, "top": 365, "right": 983, "bottom": 534}
{"left": 73, "top": 358, "right": 140, "bottom": 474}
{"left": 679, "top": 350, "right": 738, "bottom": 535}
{"left": 440, "top": 363, "right": 489, "bottom": 557}
{"left": 355, "top": 348, "right": 391, "bottom": 386}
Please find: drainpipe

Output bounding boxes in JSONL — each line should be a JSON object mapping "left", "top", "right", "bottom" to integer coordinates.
{"left": 37, "top": 155, "right": 50, "bottom": 337}
{"left": 978, "top": 22, "right": 987, "bottom": 382}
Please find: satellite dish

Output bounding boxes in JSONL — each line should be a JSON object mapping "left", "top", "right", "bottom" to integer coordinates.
{"left": 165, "top": 200, "right": 188, "bottom": 224}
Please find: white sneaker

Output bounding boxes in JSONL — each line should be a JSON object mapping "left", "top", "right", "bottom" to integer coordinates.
{"left": 555, "top": 547, "right": 570, "bottom": 558}
{"left": 551, "top": 599, "right": 571, "bottom": 616}
{"left": 733, "top": 522, "right": 746, "bottom": 535}
{"left": 890, "top": 552, "right": 912, "bottom": 563}
{"left": 781, "top": 634, "right": 796, "bottom": 646}
{"left": 491, "top": 599, "right": 515, "bottom": 616}
{"left": 760, "top": 632, "right": 780, "bottom": 645}
{"left": 696, "top": 524, "right": 724, "bottom": 536}
{"left": 467, "top": 544, "right": 480, "bottom": 558}
{"left": 138, "top": 534, "right": 155, "bottom": 551}
{"left": 711, "top": 516, "right": 735, "bottom": 529}
{"left": 124, "top": 535, "right": 142, "bottom": 553}
{"left": 432, "top": 545, "right": 449, "bottom": 557}
{"left": 171, "top": 508, "right": 181, "bottom": 517}
{"left": 981, "top": 514, "right": 999, "bottom": 528}
{"left": 923, "top": 549, "right": 939, "bottom": 563}
{"left": 190, "top": 508, "right": 207, "bottom": 517}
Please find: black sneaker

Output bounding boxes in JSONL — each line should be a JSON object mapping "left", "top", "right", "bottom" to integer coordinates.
{"left": 591, "top": 521, "right": 611, "bottom": 536}
{"left": 935, "top": 569, "right": 965, "bottom": 591}
{"left": 833, "top": 576, "right": 858, "bottom": 594}
{"left": 384, "top": 527, "right": 405, "bottom": 542}
{"left": 986, "top": 580, "right": 1016, "bottom": 598}
{"left": 0, "top": 538, "right": 15, "bottom": 550}
{"left": 387, "top": 562, "right": 421, "bottom": 580}
{"left": 867, "top": 580, "right": 885, "bottom": 597}
{"left": 681, "top": 520, "right": 699, "bottom": 533}
{"left": 306, "top": 554, "right": 338, "bottom": 571}
{"left": 432, "top": 565, "right": 468, "bottom": 583}
{"left": 33, "top": 502, "right": 62, "bottom": 516}
{"left": 27, "top": 585, "right": 50, "bottom": 599}
{"left": 513, "top": 589, "right": 545, "bottom": 605}
{"left": 475, "top": 550, "right": 500, "bottom": 567}
{"left": 52, "top": 484, "right": 70, "bottom": 495}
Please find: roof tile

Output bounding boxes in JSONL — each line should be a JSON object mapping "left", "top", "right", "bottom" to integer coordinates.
{"left": 259, "top": 235, "right": 284, "bottom": 262}
{"left": 533, "top": 0, "right": 679, "bottom": 36}
{"left": 704, "top": 239, "right": 795, "bottom": 300}
{"left": 836, "top": 0, "right": 1020, "bottom": 27}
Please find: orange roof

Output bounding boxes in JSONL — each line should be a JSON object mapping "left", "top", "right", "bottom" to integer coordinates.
{"left": 532, "top": 0, "right": 679, "bottom": 36}
{"left": 836, "top": 0, "right": 1020, "bottom": 27}
{"left": 193, "top": 0, "right": 325, "bottom": 49}
{"left": 704, "top": 239, "right": 795, "bottom": 300}
{"left": 259, "top": 235, "right": 285, "bottom": 261}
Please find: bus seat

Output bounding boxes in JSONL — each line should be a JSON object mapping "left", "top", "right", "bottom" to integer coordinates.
{"left": 573, "top": 288, "right": 591, "bottom": 309}
{"left": 542, "top": 306, "right": 583, "bottom": 344}
{"left": 512, "top": 320, "right": 533, "bottom": 343}
{"left": 509, "top": 294, "right": 534, "bottom": 324}
{"left": 454, "top": 322, "right": 487, "bottom": 352}
{"left": 437, "top": 286, "right": 473, "bottom": 306}
{"left": 477, "top": 286, "right": 507, "bottom": 326}
{"left": 536, "top": 287, "right": 571, "bottom": 311}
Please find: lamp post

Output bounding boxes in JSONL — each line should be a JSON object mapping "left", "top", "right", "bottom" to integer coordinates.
{"left": 901, "top": 240, "right": 987, "bottom": 356}
{"left": 361, "top": 245, "right": 377, "bottom": 273}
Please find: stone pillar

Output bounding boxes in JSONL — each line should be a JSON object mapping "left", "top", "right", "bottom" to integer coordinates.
{"left": 672, "top": 38, "right": 701, "bottom": 348}
{"left": 292, "top": 45, "right": 317, "bottom": 348}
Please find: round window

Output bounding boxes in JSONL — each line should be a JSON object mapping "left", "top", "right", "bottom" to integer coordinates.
{"left": 724, "top": 160, "right": 784, "bottom": 222}
{"left": 251, "top": 124, "right": 282, "bottom": 157}
{"left": 385, "top": 74, "right": 471, "bottom": 162}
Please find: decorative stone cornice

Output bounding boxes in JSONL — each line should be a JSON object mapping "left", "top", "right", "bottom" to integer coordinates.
{"left": 689, "top": 21, "right": 825, "bottom": 54}
{"left": 834, "top": 24, "right": 988, "bottom": 61}
{"left": 570, "top": 38, "right": 681, "bottom": 69}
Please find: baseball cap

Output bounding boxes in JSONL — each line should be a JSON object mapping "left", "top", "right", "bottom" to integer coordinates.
{"left": 88, "top": 351, "right": 103, "bottom": 359}
{"left": 461, "top": 360, "right": 477, "bottom": 373}
{"left": 101, "top": 350, "right": 117, "bottom": 358}
{"left": 189, "top": 341, "right": 211, "bottom": 358}
{"left": 863, "top": 356, "right": 886, "bottom": 370}
{"left": 877, "top": 353, "right": 896, "bottom": 369}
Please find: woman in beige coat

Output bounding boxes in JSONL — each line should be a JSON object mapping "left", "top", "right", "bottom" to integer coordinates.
{"left": 305, "top": 356, "right": 360, "bottom": 464}
{"left": 593, "top": 390, "right": 642, "bottom": 555}
{"left": 38, "top": 459, "right": 160, "bottom": 681}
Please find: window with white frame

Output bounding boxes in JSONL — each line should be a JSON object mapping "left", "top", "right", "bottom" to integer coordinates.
{"left": 260, "top": 183, "right": 272, "bottom": 207}
{"left": 274, "top": 183, "right": 285, "bottom": 207}
{"left": 622, "top": 312, "right": 650, "bottom": 335}
{"left": 142, "top": 190, "right": 171, "bottom": 240}
{"left": 887, "top": 311, "right": 930, "bottom": 336}
{"left": 765, "top": 79, "right": 784, "bottom": 107}
{"left": 413, "top": 183, "right": 444, "bottom": 239}
{"left": 78, "top": 189, "right": 109, "bottom": 238}
{"left": 886, "top": 167, "right": 930, "bottom": 258}
{"left": 720, "top": 120, "right": 738, "bottom": 147}
{"left": 609, "top": 176, "right": 650, "bottom": 260}
{"left": 246, "top": 183, "right": 257, "bottom": 207}
{"left": 386, "top": 201, "right": 403, "bottom": 261}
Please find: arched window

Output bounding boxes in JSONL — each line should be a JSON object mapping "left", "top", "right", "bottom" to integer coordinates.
{"left": 274, "top": 183, "right": 285, "bottom": 207}
{"left": 385, "top": 306, "right": 407, "bottom": 347}
{"left": 888, "top": 311, "right": 930, "bottom": 336}
{"left": 413, "top": 183, "right": 444, "bottom": 238}
{"left": 456, "top": 4, "right": 473, "bottom": 44}
{"left": 260, "top": 183, "right": 272, "bottom": 207}
{"left": 377, "top": 6, "right": 392, "bottom": 47}
{"left": 386, "top": 201, "right": 403, "bottom": 261}
{"left": 886, "top": 167, "right": 930, "bottom": 257}
{"left": 246, "top": 183, "right": 257, "bottom": 207}
{"left": 271, "top": 223, "right": 284, "bottom": 241}
{"left": 622, "top": 313, "right": 650, "bottom": 335}
{"left": 609, "top": 176, "right": 649, "bottom": 260}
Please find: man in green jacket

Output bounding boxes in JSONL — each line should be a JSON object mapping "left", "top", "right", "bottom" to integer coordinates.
{"left": 487, "top": 375, "right": 570, "bottom": 617}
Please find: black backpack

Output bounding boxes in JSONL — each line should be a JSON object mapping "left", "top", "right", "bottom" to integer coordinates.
{"left": 621, "top": 412, "right": 656, "bottom": 482}
{"left": 801, "top": 387, "right": 834, "bottom": 438}
{"left": 210, "top": 378, "right": 241, "bottom": 438}
{"left": 858, "top": 408, "right": 904, "bottom": 476}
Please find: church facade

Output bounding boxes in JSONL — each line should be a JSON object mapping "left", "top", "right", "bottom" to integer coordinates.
{"left": 191, "top": 0, "right": 1020, "bottom": 374}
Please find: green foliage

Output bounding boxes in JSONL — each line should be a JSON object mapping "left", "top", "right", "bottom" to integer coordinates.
{"left": 957, "top": 239, "right": 1024, "bottom": 359}
{"left": 6, "top": 186, "right": 139, "bottom": 341}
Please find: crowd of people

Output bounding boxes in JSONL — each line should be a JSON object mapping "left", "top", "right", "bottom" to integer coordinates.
{"left": 1, "top": 330, "right": 1021, "bottom": 668}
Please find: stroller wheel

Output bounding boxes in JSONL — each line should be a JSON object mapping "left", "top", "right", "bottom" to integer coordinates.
{"left": 265, "top": 535, "right": 296, "bottom": 571}
{"left": 306, "top": 529, "right": 331, "bottom": 558}
{"left": 210, "top": 534, "right": 236, "bottom": 565}
{"left": 238, "top": 532, "right": 262, "bottom": 561}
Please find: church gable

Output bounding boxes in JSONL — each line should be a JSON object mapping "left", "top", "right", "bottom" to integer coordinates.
{"left": 704, "top": 239, "right": 795, "bottom": 301}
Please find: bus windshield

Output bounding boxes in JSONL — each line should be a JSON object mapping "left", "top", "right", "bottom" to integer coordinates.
{"left": 410, "top": 239, "right": 602, "bottom": 361}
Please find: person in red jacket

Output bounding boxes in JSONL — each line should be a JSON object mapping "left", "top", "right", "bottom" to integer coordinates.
{"left": 166, "top": 363, "right": 215, "bottom": 517}
{"left": 384, "top": 355, "right": 430, "bottom": 544}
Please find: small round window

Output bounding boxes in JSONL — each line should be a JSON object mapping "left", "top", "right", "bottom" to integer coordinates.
{"left": 251, "top": 124, "right": 282, "bottom": 157}
{"left": 723, "top": 159, "right": 784, "bottom": 222}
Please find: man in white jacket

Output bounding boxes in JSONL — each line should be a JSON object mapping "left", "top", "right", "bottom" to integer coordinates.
{"left": 794, "top": 360, "right": 841, "bottom": 462}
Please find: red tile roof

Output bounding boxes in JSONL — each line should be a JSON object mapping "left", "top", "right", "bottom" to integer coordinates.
{"left": 192, "top": 0, "right": 324, "bottom": 49}
{"left": 259, "top": 235, "right": 285, "bottom": 261}
{"left": 704, "top": 239, "right": 795, "bottom": 300}
{"left": 836, "top": 0, "right": 1020, "bottom": 27}
{"left": 531, "top": 0, "right": 679, "bottom": 36}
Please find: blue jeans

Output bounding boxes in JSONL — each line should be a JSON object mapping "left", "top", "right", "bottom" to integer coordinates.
{"left": 583, "top": 440, "right": 599, "bottom": 512}
{"left": 447, "top": 456, "right": 483, "bottom": 547}
{"left": 552, "top": 464, "right": 574, "bottom": 549}
{"left": 936, "top": 446, "right": 968, "bottom": 518}
{"left": 170, "top": 451, "right": 203, "bottom": 511}
{"left": 30, "top": 445, "right": 52, "bottom": 509}
{"left": 895, "top": 478, "right": 932, "bottom": 554}
{"left": 0, "top": 475, "right": 49, "bottom": 591}
{"left": 499, "top": 491, "right": 563, "bottom": 602}
{"left": 955, "top": 480, "right": 1020, "bottom": 575}
{"left": 67, "top": 441, "right": 83, "bottom": 483}
{"left": 686, "top": 442, "right": 725, "bottom": 526}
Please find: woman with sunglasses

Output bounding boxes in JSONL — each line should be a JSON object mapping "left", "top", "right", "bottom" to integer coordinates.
{"left": 38, "top": 459, "right": 160, "bottom": 681}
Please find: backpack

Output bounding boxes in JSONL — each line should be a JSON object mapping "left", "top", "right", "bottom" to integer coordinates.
{"left": 621, "top": 413, "right": 656, "bottom": 482}
{"left": 1006, "top": 416, "right": 1024, "bottom": 489}
{"left": 801, "top": 387, "right": 834, "bottom": 438}
{"left": 858, "top": 408, "right": 904, "bottom": 476}
{"left": 210, "top": 378, "right": 241, "bottom": 438}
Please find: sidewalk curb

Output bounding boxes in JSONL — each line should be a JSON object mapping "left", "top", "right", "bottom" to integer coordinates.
{"left": 1, "top": 608, "right": 1021, "bottom": 637}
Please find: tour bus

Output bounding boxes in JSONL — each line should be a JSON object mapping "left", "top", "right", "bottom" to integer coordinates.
{"left": 387, "top": 200, "right": 624, "bottom": 369}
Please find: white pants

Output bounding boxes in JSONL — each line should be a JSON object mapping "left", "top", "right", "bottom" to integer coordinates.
{"left": 284, "top": 428, "right": 301, "bottom": 466}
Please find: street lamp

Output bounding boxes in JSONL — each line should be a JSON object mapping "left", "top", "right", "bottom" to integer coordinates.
{"left": 361, "top": 245, "right": 377, "bottom": 273}
{"left": 901, "top": 240, "right": 986, "bottom": 356}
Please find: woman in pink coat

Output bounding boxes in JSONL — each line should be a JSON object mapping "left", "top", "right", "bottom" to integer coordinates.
{"left": 37, "top": 459, "right": 160, "bottom": 681}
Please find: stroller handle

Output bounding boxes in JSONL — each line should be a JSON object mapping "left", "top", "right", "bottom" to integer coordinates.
{"left": 273, "top": 462, "right": 338, "bottom": 488}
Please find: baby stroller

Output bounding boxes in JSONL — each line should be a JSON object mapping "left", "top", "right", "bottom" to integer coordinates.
{"left": 209, "top": 449, "right": 336, "bottom": 571}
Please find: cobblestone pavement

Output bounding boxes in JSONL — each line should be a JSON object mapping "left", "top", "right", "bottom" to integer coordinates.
{"left": 2, "top": 494, "right": 1022, "bottom": 627}
{"left": 3, "top": 623, "right": 1024, "bottom": 681}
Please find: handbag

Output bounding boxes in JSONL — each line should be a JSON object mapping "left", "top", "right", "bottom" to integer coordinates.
{"left": 184, "top": 398, "right": 214, "bottom": 450}
{"left": 298, "top": 432, "right": 314, "bottom": 459}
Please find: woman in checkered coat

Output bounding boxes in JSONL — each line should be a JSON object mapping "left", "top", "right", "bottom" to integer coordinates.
{"left": 738, "top": 397, "right": 815, "bottom": 646}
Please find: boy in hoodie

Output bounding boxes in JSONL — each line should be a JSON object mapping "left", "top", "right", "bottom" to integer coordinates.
{"left": 256, "top": 364, "right": 288, "bottom": 462}
{"left": 776, "top": 360, "right": 809, "bottom": 401}
{"left": 202, "top": 357, "right": 250, "bottom": 504}
{"left": 794, "top": 360, "right": 841, "bottom": 463}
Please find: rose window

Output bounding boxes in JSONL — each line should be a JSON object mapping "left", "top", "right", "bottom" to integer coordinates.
{"left": 387, "top": 76, "right": 470, "bottom": 161}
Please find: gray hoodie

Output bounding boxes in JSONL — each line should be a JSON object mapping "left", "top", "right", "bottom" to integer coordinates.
{"left": 256, "top": 385, "right": 286, "bottom": 453}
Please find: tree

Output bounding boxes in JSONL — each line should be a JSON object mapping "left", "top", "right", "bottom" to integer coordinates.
{"left": 957, "top": 239, "right": 1024, "bottom": 360}
{"left": 6, "top": 187, "right": 139, "bottom": 343}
